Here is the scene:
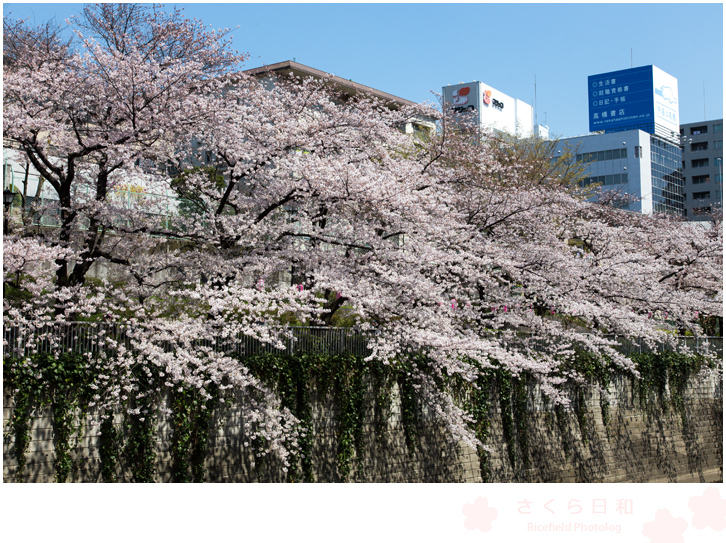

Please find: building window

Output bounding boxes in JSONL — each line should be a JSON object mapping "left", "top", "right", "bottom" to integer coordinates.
{"left": 692, "top": 207, "right": 711, "bottom": 216}
{"left": 714, "top": 140, "right": 723, "bottom": 150}
{"left": 690, "top": 125, "right": 708, "bottom": 135}
{"left": 578, "top": 173, "right": 628, "bottom": 187}
{"left": 715, "top": 158, "right": 723, "bottom": 167}
{"left": 693, "top": 191, "right": 711, "bottom": 200}
{"left": 716, "top": 174, "right": 723, "bottom": 184}
{"left": 691, "top": 159, "right": 709, "bottom": 168}
{"left": 650, "top": 136, "right": 685, "bottom": 216}
{"left": 576, "top": 148, "right": 627, "bottom": 163}
{"left": 714, "top": 123, "right": 723, "bottom": 133}
{"left": 692, "top": 175, "right": 710, "bottom": 184}
{"left": 691, "top": 141, "right": 708, "bottom": 152}
{"left": 634, "top": 146, "right": 642, "bottom": 158}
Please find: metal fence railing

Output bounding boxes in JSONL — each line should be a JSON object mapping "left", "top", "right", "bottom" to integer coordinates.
{"left": 2, "top": 322, "right": 372, "bottom": 360}
{"left": 2, "top": 321, "right": 722, "bottom": 362}
{"left": 609, "top": 334, "right": 723, "bottom": 358}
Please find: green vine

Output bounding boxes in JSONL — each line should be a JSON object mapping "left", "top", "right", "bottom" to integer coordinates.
{"left": 5, "top": 357, "right": 38, "bottom": 482}
{"left": 371, "top": 361, "right": 394, "bottom": 442}
{"left": 99, "top": 414, "right": 119, "bottom": 482}
{"left": 169, "top": 385, "right": 217, "bottom": 483}
{"left": 333, "top": 353, "right": 367, "bottom": 482}
{"left": 245, "top": 352, "right": 314, "bottom": 482}
{"left": 5, "top": 352, "right": 93, "bottom": 483}
{"left": 555, "top": 403, "right": 571, "bottom": 457}
{"left": 123, "top": 394, "right": 157, "bottom": 483}
{"left": 397, "top": 368, "right": 420, "bottom": 457}
{"left": 497, "top": 370, "right": 517, "bottom": 469}
{"left": 46, "top": 353, "right": 91, "bottom": 482}
{"left": 573, "top": 388, "right": 590, "bottom": 445}
{"left": 668, "top": 353, "right": 704, "bottom": 427}
{"left": 51, "top": 394, "right": 76, "bottom": 483}
{"left": 190, "top": 388, "right": 217, "bottom": 483}
{"left": 629, "top": 351, "right": 710, "bottom": 421}
{"left": 567, "top": 351, "right": 613, "bottom": 438}
{"left": 467, "top": 364, "right": 494, "bottom": 482}
{"left": 631, "top": 353, "right": 669, "bottom": 417}
{"left": 513, "top": 375, "right": 530, "bottom": 471}
{"left": 171, "top": 388, "right": 194, "bottom": 482}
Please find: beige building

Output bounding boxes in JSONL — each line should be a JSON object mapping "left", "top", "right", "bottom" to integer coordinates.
{"left": 243, "top": 60, "right": 437, "bottom": 137}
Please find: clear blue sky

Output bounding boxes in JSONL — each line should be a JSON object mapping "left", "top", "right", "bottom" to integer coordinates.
{"left": 3, "top": 2, "right": 723, "bottom": 138}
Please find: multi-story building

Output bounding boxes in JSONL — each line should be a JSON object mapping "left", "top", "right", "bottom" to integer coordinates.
{"left": 679, "top": 119, "right": 723, "bottom": 219}
{"left": 555, "top": 65, "right": 685, "bottom": 216}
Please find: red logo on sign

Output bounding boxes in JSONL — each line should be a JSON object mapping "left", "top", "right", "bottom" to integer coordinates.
{"left": 483, "top": 90, "right": 492, "bottom": 105}
{"left": 452, "top": 86, "right": 470, "bottom": 106}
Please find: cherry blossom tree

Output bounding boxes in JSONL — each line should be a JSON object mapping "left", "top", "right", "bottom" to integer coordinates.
{"left": 3, "top": 3, "right": 241, "bottom": 292}
{"left": 4, "top": 4, "right": 722, "bottom": 464}
{"left": 2, "top": 4, "right": 312, "bottom": 466}
{"left": 401, "top": 111, "right": 722, "bottom": 391}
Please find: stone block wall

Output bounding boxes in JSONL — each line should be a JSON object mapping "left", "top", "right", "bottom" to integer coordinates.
{"left": 483, "top": 373, "right": 722, "bottom": 483}
{"left": 3, "top": 371, "right": 722, "bottom": 483}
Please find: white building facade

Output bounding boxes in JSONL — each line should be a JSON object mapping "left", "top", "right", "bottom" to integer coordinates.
{"left": 442, "top": 81, "right": 533, "bottom": 137}
{"left": 557, "top": 130, "right": 684, "bottom": 215}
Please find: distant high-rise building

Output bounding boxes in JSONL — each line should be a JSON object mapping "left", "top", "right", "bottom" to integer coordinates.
{"left": 680, "top": 119, "right": 724, "bottom": 220}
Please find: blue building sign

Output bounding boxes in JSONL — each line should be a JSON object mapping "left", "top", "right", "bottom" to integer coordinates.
{"left": 588, "top": 66, "right": 679, "bottom": 136}
{"left": 588, "top": 66, "right": 653, "bottom": 132}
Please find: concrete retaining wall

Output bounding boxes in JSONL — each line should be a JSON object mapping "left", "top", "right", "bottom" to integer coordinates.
{"left": 3, "top": 372, "right": 722, "bottom": 483}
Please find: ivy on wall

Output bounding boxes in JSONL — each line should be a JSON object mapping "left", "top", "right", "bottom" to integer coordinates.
{"left": 246, "top": 352, "right": 395, "bottom": 483}
{"left": 466, "top": 364, "right": 494, "bottom": 482}
{"left": 99, "top": 415, "right": 119, "bottom": 482}
{"left": 4, "top": 353, "right": 93, "bottom": 482}
{"left": 5, "top": 358, "right": 38, "bottom": 482}
{"left": 168, "top": 385, "right": 218, "bottom": 483}
{"left": 630, "top": 351, "right": 709, "bottom": 425}
{"left": 513, "top": 375, "right": 530, "bottom": 472}
{"left": 2, "top": 348, "right": 717, "bottom": 483}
